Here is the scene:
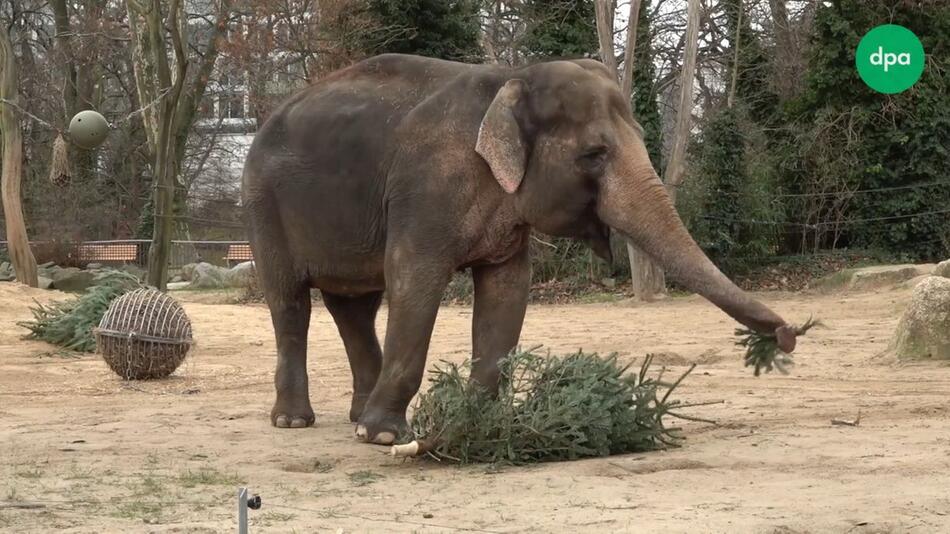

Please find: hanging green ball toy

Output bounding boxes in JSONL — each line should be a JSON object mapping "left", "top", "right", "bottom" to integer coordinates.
{"left": 68, "top": 110, "right": 110, "bottom": 149}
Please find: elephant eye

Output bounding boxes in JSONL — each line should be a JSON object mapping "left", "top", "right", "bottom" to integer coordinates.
{"left": 577, "top": 145, "right": 608, "bottom": 174}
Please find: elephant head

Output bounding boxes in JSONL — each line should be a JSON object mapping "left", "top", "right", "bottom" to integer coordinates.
{"left": 475, "top": 60, "right": 797, "bottom": 352}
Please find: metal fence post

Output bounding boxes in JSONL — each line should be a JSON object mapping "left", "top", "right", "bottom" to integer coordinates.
{"left": 237, "top": 487, "right": 248, "bottom": 534}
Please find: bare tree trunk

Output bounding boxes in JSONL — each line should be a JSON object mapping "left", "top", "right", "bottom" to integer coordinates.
{"left": 768, "top": 0, "right": 797, "bottom": 101}
{"left": 619, "top": 0, "right": 641, "bottom": 97}
{"left": 663, "top": 0, "right": 701, "bottom": 203}
{"left": 593, "top": 1, "right": 619, "bottom": 78}
{"left": 596, "top": 0, "right": 665, "bottom": 300}
{"left": 0, "top": 25, "right": 38, "bottom": 287}
{"left": 128, "top": 0, "right": 188, "bottom": 290}
{"left": 727, "top": 0, "right": 742, "bottom": 109}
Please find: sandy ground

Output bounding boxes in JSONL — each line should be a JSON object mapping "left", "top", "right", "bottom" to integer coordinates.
{"left": 1, "top": 281, "right": 949, "bottom": 533}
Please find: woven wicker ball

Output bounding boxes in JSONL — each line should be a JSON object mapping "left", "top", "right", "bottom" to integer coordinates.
{"left": 95, "top": 288, "right": 193, "bottom": 380}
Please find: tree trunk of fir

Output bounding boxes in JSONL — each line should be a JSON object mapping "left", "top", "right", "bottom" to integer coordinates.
{"left": 0, "top": 25, "right": 38, "bottom": 287}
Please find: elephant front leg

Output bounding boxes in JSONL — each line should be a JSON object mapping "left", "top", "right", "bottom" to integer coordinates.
{"left": 471, "top": 247, "right": 530, "bottom": 390}
{"left": 355, "top": 261, "right": 450, "bottom": 445}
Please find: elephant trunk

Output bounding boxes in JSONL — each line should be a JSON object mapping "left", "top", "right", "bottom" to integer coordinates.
{"left": 597, "top": 163, "right": 797, "bottom": 353}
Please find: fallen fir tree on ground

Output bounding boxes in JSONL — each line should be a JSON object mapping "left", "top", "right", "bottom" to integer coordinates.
{"left": 392, "top": 348, "right": 717, "bottom": 464}
{"left": 18, "top": 271, "right": 143, "bottom": 352}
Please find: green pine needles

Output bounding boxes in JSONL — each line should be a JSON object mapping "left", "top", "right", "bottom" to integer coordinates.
{"left": 402, "top": 347, "right": 712, "bottom": 465}
{"left": 736, "top": 317, "right": 820, "bottom": 376}
{"left": 18, "top": 270, "right": 143, "bottom": 352}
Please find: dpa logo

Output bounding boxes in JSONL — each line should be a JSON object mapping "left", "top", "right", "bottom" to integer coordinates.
{"left": 856, "top": 24, "right": 924, "bottom": 94}
{"left": 869, "top": 47, "right": 911, "bottom": 72}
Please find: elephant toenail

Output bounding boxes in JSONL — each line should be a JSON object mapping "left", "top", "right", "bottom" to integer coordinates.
{"left": 355, "top": 425, "right": 368, "bottom": 439}
{"left": 290, "top": 417, "right": 308, "bottom": 428}
{"left": 375, "top": 431, "right": 395, "bottom": 445}
{"left": 275, "top": 415, "right": 289, "bottom": 428}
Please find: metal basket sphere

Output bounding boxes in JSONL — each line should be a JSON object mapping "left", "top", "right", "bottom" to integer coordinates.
{"left": 94, "top": 288, "right": 193, "bottom": 380}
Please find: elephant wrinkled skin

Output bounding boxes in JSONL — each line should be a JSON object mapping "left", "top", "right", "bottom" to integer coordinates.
{"left": 242, "top": 54, "right": 796, "bottom": 444}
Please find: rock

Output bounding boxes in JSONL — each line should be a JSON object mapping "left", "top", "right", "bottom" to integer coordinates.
{"left": 85, "top": 262, "right": 103, "bottom": 270}
{"left": 0, "top": 261, "right": 10, "bottom": 271}
{"left": 39, "top": 261, "right": 56, "bottom": 269}
{"left": 601, "top": 277, "right": 616, "bottom": 289}
{"left": 170, "top": 275, "right": 183, "bottom": 283}
{"left": 191, "top": 262, "right": 228, "bottom": 289}
{"left": 225, "top": 261, "right": 257, "bottom": 288}
{"left": 167, "top": 281, "right": 192, "bottom": 291}
{"left": 810, "top": 263, "right": 936, "bottom": 293}
{"left": 0, "top": 261, "right": 13, "bottom": 282}
{"left": 37, "top": 276, "right": 53, "bottom": 290}
{"left": 890, "top": 276, "right": 950, "bottom": 361}
{"left": 180, "top": 263, "right": 198, "bottom": 282}
{"left": 935, "top": 259, "right": 950, "bottom": 279}
{"left": 50, "top": 267, "right": 96, "bottom": 292}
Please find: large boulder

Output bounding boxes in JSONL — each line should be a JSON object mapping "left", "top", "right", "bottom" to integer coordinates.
{"left": 935, "top": 259, "right": 950, "bottom": 279}
{"left": 0, "top": 261, "right": 13, "bottom": 282}
{"left": 37, "top": 276, "right": 54, "bottom": 290}
{"left": 225, "top": 261, "right": 257, "bottom": 288}
{"left": 810, "top": 263, "right": 935, "bottom": 293}
{"left": 180, "top": 263, "right": 198, "bottom": 282}
{"left": 889, "top": 276, "right": 950, "bottom": 361}
{"left": 49, "top": 267, "right": 96, "bottom": 292}
{"left": 191, "top": 262, "right": 228, "bottom": 289}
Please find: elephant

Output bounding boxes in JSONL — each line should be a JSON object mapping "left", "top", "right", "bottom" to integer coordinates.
{"left": 242, "top": 53, "right": 798, "bottom": 444}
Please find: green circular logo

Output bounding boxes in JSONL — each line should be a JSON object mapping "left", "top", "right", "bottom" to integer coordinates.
{"left": 856, "top": 24, "right": 924, "bottom": 94}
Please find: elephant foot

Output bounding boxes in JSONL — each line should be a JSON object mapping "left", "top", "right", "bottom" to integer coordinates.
{"left": 349, "top": 393, "right": 371, "bottom": 423}
{"left": 271, "top": 400, "right": 315, "bottom": 429}
{"left": 355, "top": 409, "right": 407, "bottom": 445}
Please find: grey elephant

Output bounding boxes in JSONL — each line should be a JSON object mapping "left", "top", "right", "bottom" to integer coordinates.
{"left": 242, "top": 54, "right": 798, "bottom": 444}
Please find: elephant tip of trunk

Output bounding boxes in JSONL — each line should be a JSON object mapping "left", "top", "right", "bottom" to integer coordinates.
{"left": 775, "top": 324, "right": 797, "bottom": 353}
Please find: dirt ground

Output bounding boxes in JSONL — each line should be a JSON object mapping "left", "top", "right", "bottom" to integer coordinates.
{"left": 1, "top": 281, "right": 949, "bottom": 533}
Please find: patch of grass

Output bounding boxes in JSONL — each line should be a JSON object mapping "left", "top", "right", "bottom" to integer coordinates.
{"left": 14, "top": 465, "right": 44, "bottom": 479}
{"left": 111, "top": 501, "right": 164, "bottom": 524}
{"left": 64, "top": 465, "right": 98, "bottom": 480}
{"left": 347, "top": 470, "right": 384, "bottom": 487}
{"left": 178, "top": 468, "right": 242, "bottom": 488}
{"left": 252, "top": 511, "right": 297, "bottom": 527}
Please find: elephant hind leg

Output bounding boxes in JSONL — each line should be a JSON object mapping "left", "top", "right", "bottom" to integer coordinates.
{"left": 248, "top": 197, "right": 315, "bottom": 428}
{"left": 322, "top": 290, "right": 384, "bottom": 422}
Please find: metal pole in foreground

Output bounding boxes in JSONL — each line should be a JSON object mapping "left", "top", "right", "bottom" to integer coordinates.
{"left": 237, "top": 487, "right": 262, "bottom": 534}
{"left": 237, "top": 487, "right": 248, "bottom": 534}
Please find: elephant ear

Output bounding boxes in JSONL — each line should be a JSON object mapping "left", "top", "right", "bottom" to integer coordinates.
{"left": 476, "top": 79, "right": 527, "bottom": 194}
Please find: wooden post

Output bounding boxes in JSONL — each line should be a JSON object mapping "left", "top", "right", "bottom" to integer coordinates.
{"left": 0, "top": 24, "right": 38, "bottom": 287}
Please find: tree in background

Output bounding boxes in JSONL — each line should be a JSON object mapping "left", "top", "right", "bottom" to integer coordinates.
{"left": 521, "top": 0, "right": 598, "bottom": 58}
{"left": 780, "top": 0, "right": 949, "bottom": 259}
{"left": 361, "top": 0, "right": 483, "bottom": 61}
{"left": 0, "top": 22, "right": 38, "bottom": 286}
{"left": 126, "top": 0, "right": 232, "bottom": 289}
{"left": 630, "top": 0, "right": 662, "bottom": 171}
{"left": 685, "top": 0, "right": 782, "bottom": 274}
